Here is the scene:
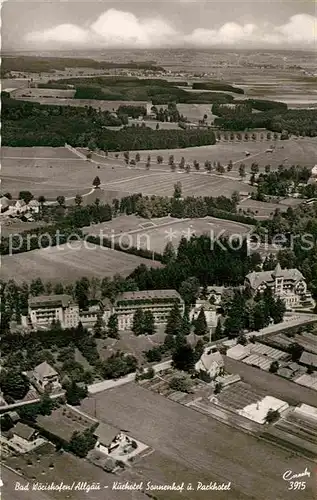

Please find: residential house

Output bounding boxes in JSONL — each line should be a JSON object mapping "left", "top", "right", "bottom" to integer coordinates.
{"left": 245, "top": 263, "right": 312, "bottom": 308}
{"left": 195, "top": 348, "right": 224, "bottom": 378}
{"left": 93, "top": 423, "right": 130, "bottom": 455}
{"left": 28, "top": 199, "right": 40, "bottom": 214}
{"left": 15, "top": 199, "right": 28, "bottom": 214}
{"left": 311, "top": 165, "right": 317, "bottom": 180}
{"left": 9, "top": 423, "right": 41, "bottom": 452}
{"left": 32, "top": 361, "right": 61, "bottom": 392}
{"left": 206, "top": 286, "right": 225, "bottom": 305}
{"left": 190, "top": 300, "right": 217, "bottom": 330}
{"left": 0, "top": 196, "right": 11, "bottom": 213}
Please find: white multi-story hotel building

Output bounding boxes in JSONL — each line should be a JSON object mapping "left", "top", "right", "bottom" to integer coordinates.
{"left": 28, "top": 295, "right": 80, "bottom": 329}
{"left": 114, "top": 290, "right": 185, "bottom": 331}
{"left": 28, "top": 290, "right": 184, "bottom": 331}
{"left": 245, "top": 263, "right": 312, "bottom": 308}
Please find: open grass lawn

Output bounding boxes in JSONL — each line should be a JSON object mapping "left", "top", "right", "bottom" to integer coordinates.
{"left": 0, "top": 245, "right": 162, "bottom": 283}
{"left": 107, "top": 170, "right": 246, "bottom": 197}
{"left": 80, "top": 383, "right": 315, "bottom": 500}
{"left": 107, "top": 137, "right": 317, "bottom": 172}
{"left": 3, "top": 137, "right": 316, "bottom": 200}
{"left": 84, "top": 215, "right": 253, "bottom": 253}
{"left": 238, "top": 198, "right": 303, "bottom": 218}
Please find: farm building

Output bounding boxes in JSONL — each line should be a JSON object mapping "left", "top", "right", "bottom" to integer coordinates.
{"left": 294, "top": 373, "right": 317, "bottom": 390}
{"left": 0, "top": 196, "right": 12, "bottom": 213}
{"left": 6, "top": 423, "right": 44, "bottom": 453}
{"left": 227, "top": 342, "right": 289, "bottom": 371}
{"left": 311, "top": 165, "right": 317, "bottom": 179}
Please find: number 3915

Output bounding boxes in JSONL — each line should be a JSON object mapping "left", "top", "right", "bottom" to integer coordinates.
{"left": 288, "top": 481, "right": 306, "bottom": 490}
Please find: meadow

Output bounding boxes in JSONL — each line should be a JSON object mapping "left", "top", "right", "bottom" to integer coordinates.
{"left": 3, "top": 136, "right": 316, "bottom": 201}
{"left": 80, "top": 383, "right": 315, "bottom": 500}
{"left": 83, "top": 215, "right": 253, "bottom": 253}
{"left": 0, "top": 245, "right": 162, "bottom": 283}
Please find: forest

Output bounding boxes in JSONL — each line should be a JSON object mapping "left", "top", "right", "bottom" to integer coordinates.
{"left": 2, "top": 95, "right": 216, "bottom": 149}
{"left": 213, "top": 101, "right": 317, "bottom": 136}
{"left": 1, "top": 56, "right": 164, "bottom": 76}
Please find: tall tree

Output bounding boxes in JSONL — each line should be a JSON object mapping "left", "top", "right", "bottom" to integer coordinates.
{"left": 107, "top": 314, "right": 119, "bottom": 338}
{"left": 172, "top": 343, "right": 195, "bottom": 373}
{"left": 132, "top": 309, "right": 144, "bottom": 336}
{"left": 56, "top": 195, "right": 65, "bottom": 207}
{"left": 173, "top": 182, "right": 182, "bottom": 199}
{"left": 0, "top": 370, "right": 30, "bottom": 400}
{"left": 165, "top": 302, "right": 182, "bottom": 336}
{"left": 179, "top": 277, "right": 200, "bottom": 306}
{"left": 214, "top": 318, "right": 223, "bottom": 340}
{"left": 74, "top": 194, "right": 83, "bottom": 206}
{"left": 194, "top": 307, "right": 208, "bottom": 336}
{"left": 143, "top": 310, "right": 155, "bottom": 335}
{"left": 239, "top": 163, "right": 246, "bottom": 180}
{"left": 92, "top": 176, "right": 101, "bottom": 188}
{"left": 19, "top": 191, "right": 33, "bottom": 204}
{"left": 162, "top": 242, "right": 176, "bottom": 264}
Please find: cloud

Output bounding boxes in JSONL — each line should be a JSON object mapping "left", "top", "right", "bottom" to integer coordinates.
{"left": 25, "top": 9, "right": 179, "bottom": 49}
{"left": 90, "top": 9, "right": 178, "bottom": 47}
{"left": 26, "top": 24, "right": 90, "bottom": 46}
{"left": 186, "top": 15, "right": 316, "bottom": 47}
{"left": 24, "top": 10, "right": 317, "bottom": 49}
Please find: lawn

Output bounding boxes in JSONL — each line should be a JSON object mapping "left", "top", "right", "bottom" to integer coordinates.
{"left": 3, "top": 137, "right": 316, "bottom": 201}
{"left": 107, "top": 170, "right": 246, "bottom": 198}
{"left": 83, "top": 215, "right": 253, "bottom": 253}
{"left": 1, "top": 245, "right": 162, "bottom": 283}
{"left": 2, "top": 146, "right": 153, "bottom": 199}
{"left": 106, "top": 137, "right": 317, "bottom": 173}
{"left": 80, "top": 383, "right": 314, "bottom": 500}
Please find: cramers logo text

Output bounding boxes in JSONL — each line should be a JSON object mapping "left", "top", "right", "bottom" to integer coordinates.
{"left": 283, "top": 469, "right": 311, "bottom": 481}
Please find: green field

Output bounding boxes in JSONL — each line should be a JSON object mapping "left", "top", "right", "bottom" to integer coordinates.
{"left": 3, "top": 137, "right": 316, "bottom": 201}
{"left": 80, "top": 383, "right": 315, "bottom": 500}
{"left": 1, "top": 245, "right": 162, "bottom": 283}
{"left": 83, "top": 215, "right": 253, "bottom": 253}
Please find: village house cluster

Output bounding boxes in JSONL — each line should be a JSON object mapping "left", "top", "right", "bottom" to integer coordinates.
{"left": 24, "top": 265, "right": 312, "bottom": 332}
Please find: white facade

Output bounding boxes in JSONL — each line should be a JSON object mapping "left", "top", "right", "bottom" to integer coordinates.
{"left": 190, "top": 301, "right": 217, "bottom": 329}
{"left": 195, "top": 349, "right": 224, "bottom": 378}
{"left": 28, "top": 295, "right": 79, "bottom": 329}
{"left": 28, "top": 290, "right": 184, "bottom": 332}
{"left": 114, "top": 290, "right": 184, "bottom": 331}
{"left": 245, "top": 264, "right": 312, "bottom": 309}
{"left": 33, "top": 361, "right": 61, "bottom": 392}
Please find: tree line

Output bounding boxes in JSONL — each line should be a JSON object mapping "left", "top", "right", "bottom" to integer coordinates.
{"left": 2, "top": 95, "right": 216, "bottom": 149}
{"left": 212, "top": 101, "right": 317, "bottom": 136}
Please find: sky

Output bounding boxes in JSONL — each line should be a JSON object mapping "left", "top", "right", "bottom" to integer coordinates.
{"left": 2, "top": 0, "right": 317, "bottom": 51}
